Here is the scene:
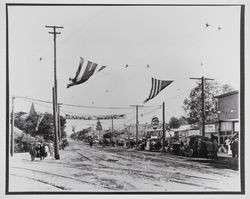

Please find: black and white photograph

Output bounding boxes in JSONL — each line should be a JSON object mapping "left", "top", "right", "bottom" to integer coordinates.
{"left": 1, "top": 1, "right": 248, "bottom": 197}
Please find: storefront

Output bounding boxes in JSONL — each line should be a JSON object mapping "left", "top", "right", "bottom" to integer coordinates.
{"left": 215, "top": 91, "right": 239, "bottom": 145}
{"left": 205, "top": 123, "right": 219, "bottom": 141}
{"left": 218, "top": 120, "right": 239, "bottom": 145}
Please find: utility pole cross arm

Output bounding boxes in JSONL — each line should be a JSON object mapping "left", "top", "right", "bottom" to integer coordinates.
{"left": 45, "top": 25, "right": 64, "bottom": 29}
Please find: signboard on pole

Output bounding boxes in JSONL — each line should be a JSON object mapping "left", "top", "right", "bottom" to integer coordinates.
{"left": 205, "top": 124, "right": 216, "bottom": 133}
{"left": 151, "top": 116, "right": 159, "bottom": 130}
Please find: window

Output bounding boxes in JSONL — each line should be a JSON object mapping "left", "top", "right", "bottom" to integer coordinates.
{"left": 219, "top": 131, "right": 225, "bottom": 136}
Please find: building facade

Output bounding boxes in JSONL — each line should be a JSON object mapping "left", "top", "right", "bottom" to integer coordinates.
{"left": 215, "top": 91, "right": 239, "bottom": 145}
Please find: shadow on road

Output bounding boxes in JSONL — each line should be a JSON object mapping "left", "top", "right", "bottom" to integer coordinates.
{"left": 187, "top": 157, "right": 238, "bottom": 171}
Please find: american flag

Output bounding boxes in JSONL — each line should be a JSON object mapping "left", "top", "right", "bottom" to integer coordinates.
{"left": 67, "top": 57, "right": 98, "bottom": 88}
{"left": 144, "top": 78, "right": 173, "bottom": 103}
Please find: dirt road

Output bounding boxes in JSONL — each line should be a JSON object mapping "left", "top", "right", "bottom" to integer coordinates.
{"left": 9, "top": 139, "right": 240, "bottom": 192}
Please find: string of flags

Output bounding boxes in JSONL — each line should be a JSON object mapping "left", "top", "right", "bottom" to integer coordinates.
{"left": 144, "top": 78, "right": 173, "bottom": 103}
{"left": 65, "top": 113, "right": 126, "bottom": 120}
{"left": 67, "top": 58, "right": 174, "bottom": 103}
{"left": 67, "top": 57, "right": 105, "bottom": 88}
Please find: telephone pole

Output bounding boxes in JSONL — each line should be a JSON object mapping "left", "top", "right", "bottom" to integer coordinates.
{"left": 52, "top": 87, "right": 59, "bottom": 159}
{"left": 162, "top": 102, "right": 166, "bottom": 152}
{"left": 46, "top": 25, "right": 63, "bottom": 159}
{"left": 190, "top": 76, "right": 214, "bottom": 136}
{"left": 130, "top": 105, "right": 144, "bottom": 148}
{"left": 58, "top": 103, "right": 62, "bottom": 143}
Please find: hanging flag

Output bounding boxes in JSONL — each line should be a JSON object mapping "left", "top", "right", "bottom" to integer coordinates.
{"left": 98, "top": 66, "right": 106, "bottom": 72}
{"left": 68, "top": 57, "right": 84, "bottom": 83}
{"left": 144, "top": 78, "right": 173, "bottom": 103}
{"left": 67, "top": 57, "right": 98, "bottom": 88}
{"left": 35, "top": 114, "right": 45, "bottom": 131}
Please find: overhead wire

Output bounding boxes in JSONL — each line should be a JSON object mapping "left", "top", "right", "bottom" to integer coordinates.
{"left": 14, "top": 95, "right": 160, "bottom": 110}
{"left": 57, "top": 8, "right": 106, "bottom": 50}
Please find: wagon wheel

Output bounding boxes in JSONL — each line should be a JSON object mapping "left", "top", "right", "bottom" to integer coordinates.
{"left": 188, "top": 149, "right": 194, "bottom": 157}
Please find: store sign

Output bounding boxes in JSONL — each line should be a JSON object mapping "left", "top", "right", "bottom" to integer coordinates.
{"left": 151, "top": 116, "right": 159, "bottom": 130}
{"left": 205, "top": 124, "right": 216, "bottom": 133}
{"left": 234, "top": 122, "right": 239, "bottom": 132}
{"left": 188, "top": 130, "right": 200, "bottom": 136}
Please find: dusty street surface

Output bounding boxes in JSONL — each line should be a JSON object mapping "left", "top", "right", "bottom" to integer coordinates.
{"left": 9, "top": 139, "right": 240, "bottom": 192}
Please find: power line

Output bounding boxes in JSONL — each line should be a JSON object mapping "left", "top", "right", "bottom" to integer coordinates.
{"left": 165, "top": 88, "right": 193, "bottom": 101}
{"left": 15, "top": 96, "right": 53, "bottom": 104}
{"left": 57, "top": 8, "right": 105, "bottom": 49}
{"left": 14, "top": 95, "right": 160, "bottom": 110}
{"left": 62, "top": 103, "right": 133, "bottom": 110}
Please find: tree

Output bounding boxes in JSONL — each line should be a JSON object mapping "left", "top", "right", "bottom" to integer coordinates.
{"left": 36, "top": 113, "right": 54, "bottom": 141}
{"left": 168, "top": 116, "right": 188, "bottom": 129}
{"left": 183, "top": 81, "right": 234, "bottom": 126}
{"left": 59, "top": 116, "right": 67, "bottom": 138}
{"left": 14, "top": 112, "right": 27, "bottom": 131}
{"left": 179, "top": 116, "right": 189, "bottom": 125}
{"left": 169, "top": 117, "right": 181, "bottom": 129}
{"left": 37, "top": 113, "right": 67, "bottom": 141}
{"left": 23, "top": 113, "right": 40, "bottom": 136}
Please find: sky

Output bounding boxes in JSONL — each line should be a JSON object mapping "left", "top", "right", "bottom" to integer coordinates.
{"left": 8, "top": 5, "right": 241, "bottom": 133}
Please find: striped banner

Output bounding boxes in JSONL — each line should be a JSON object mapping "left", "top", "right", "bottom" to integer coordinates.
{"left": 67, "top": 57, "right": 98, "bottom": 88}
{"left": 144, "top": 78, "right": 173, "bottom": 103}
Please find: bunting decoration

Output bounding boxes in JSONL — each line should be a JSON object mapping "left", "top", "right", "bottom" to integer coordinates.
{"left": 35, "top": 114, "right": 45, "bottom": 131}
{"left": 67, "top": 57, "right": 98, "bottom": 88}
{"left": 144, "top": 78, "right": 173, "bottom": 103}
{"left": 98, "top": 65, "right": 107, "bottom": 72}
{"left": 65, "top": 114, "right": 125, "bottom": 120}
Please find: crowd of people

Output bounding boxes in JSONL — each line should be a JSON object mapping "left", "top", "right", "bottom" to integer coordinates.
{"left": 87, "top": 133, "right": 240, "bottom": 160}
{"left": 221, "top": 136, "right": 239, "bottom": 158}
{"left": 29, "top": 142, "right": 54, "bottom": 161}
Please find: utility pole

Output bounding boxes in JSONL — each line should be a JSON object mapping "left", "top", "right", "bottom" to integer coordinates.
{"left": 127, "top": 124, "right": 131, "bottom": 141}
{"left": 46, "top": 25, "right": 63, "bottom": 159}
{"left": 130, "top": 105, "right": 144, "bottom": 148}
{"left": 162, "top": 102, "right": 166, "bottom": 152}
{"left": 52, "top": 87, "right": 60, "bottom": 159}
{"left": 110, "top": 116, "right": 114, "bottom": 144}
{"left": 10, "top": 96, "right": 15, "bottom": 156}
{"left": 190, "top": 76, "right": 214, "bottom": 136}
{"left": 111, "top": 116, "right": 114, "bottom": 133}
{"left": 58, "top": 103, "right": 62, "bottom": 143}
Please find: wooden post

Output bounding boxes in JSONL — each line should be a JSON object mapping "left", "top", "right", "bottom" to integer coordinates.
{"left": 201, "top": 76, "right": 205, "bottom": 137}
{"left": 53, "top": 87, "right": 60, "bottom": 159}
{"left": 58, "top": 104, "right": 61, "bottom": 143}
{"left": 162, "top": 102, "right": 166, "bottom": 152}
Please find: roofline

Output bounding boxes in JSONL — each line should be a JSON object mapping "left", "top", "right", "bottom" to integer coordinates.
{"left": 215, "top": 90, "right": 239, "bottom": 98}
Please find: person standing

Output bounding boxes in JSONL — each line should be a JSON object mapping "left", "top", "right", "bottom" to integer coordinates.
{"left": 231, "top": 138, "right": 238, "bottom": 158}
{"left": 197, "top": 139, "right": 202, "bottom": 157}
{"left": 206, "top": 139, "right": 213, "bottom": 158}
{"left": 225, "top": 137, "right": 232, "bottom": 155}
{"left": 89, "top": 137, "right": 93, "bottom": 148}
{"left": 212, "top": 139, "right": 218, "bottom": 158}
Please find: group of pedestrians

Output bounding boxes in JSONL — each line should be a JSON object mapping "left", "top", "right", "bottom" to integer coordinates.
{"left": 29, "top": 142, "right": 54, "bottom": 161}
{"left": 224, "top": 137, "right": 238, "bottom": 158}
{"left": 205, "top": 139, "right": 218, "bottom": 158}
{"left": 218, "top": 136, "right": 238, "bottom": 158}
